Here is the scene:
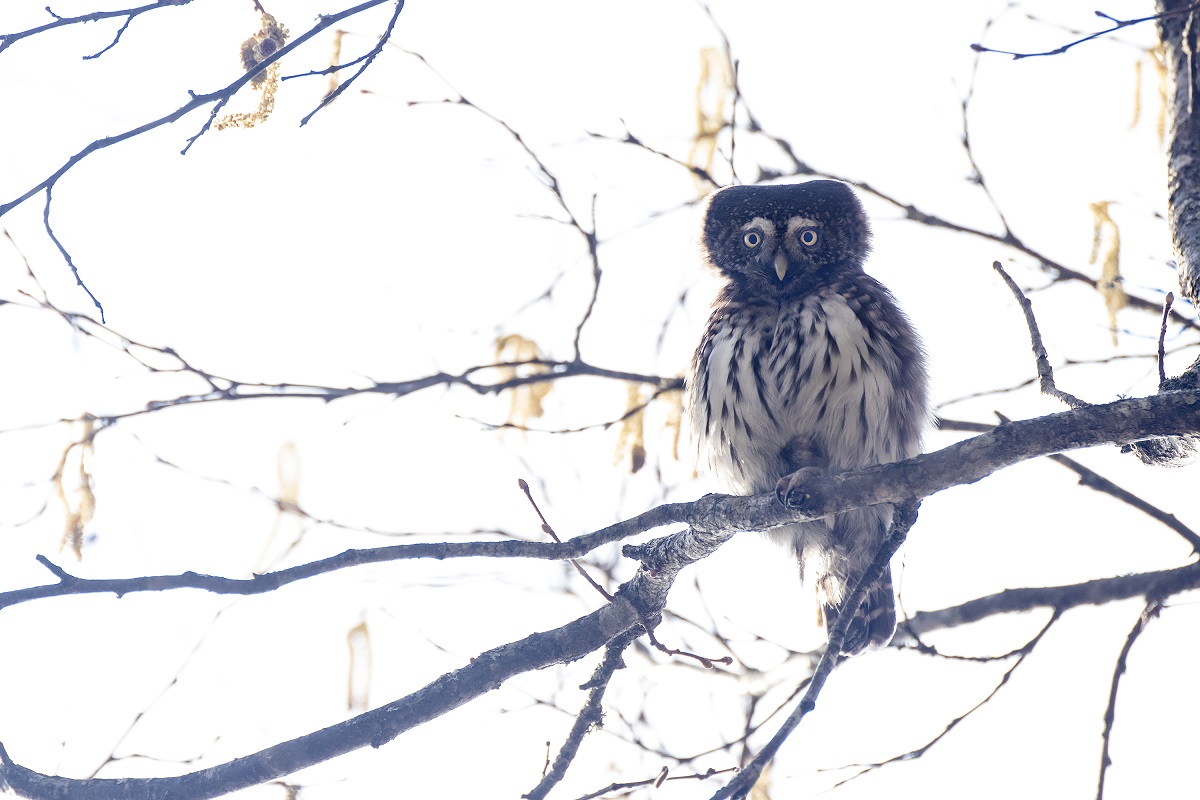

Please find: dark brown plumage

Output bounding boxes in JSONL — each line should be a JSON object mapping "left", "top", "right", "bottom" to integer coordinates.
{"left": 688, "top": 180, "right": 929, "bottom": 655}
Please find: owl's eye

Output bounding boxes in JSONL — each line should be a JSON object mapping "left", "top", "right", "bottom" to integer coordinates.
{"left": 742, "top": 231, "right": 763, "bottom": 248}
{"left": 799, "top": 228, "right": 820, "bottom": 247}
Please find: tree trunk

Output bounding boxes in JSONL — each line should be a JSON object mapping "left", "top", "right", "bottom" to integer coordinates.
{"left": 1159, "top": 0, "right": 1200, "bottom": 302}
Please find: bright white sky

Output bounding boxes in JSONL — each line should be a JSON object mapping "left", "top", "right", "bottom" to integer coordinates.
{"left": 0, "top": 1, "right": 1196, "bottom": 798}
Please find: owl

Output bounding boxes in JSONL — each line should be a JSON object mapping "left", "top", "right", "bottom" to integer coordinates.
{"left": 688, "top": 180, "right": 929, "bottom": 656}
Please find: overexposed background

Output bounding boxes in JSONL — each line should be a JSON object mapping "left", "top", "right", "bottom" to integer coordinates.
{"left": 0, "top": 1, "right": 1196, "bottom": 798}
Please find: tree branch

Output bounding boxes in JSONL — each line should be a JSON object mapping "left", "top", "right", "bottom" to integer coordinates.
{"left": 0, "top": 0, "right": 195, "bottom": 55}
{"left": 971, "top": 5, "right": 1200, "bottom": 60}
{"left": 523, "top": 632, "right": 637, "bottom": 800}
{"left": 0, "top": 597, "right": 643, "bottom": 800}
{"left": 898, "top": 564, "right": 1197, "bottom": 640}
{"left": 992, "top": 261, "right": 1089, "bottom": 409}
{"left": 711, "top": 502, "right": 919, "bottom": 800}
{"left": 5, "top": 392, "right": 1198, "bottom": 614}
{"left": 1096, "top": 598, "right": 1163, "bottom": 800}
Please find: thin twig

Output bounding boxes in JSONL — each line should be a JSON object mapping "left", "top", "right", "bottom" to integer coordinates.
{"left": 984, "top": 412, "right": 1200, "bottom": 555}
{"left": 572, "top": 767, "right": 736, "bottom": 800}
{"left": 601, "top": 118, "right": 1198, "bottom": 330}
{"left": 971, "top": 4, "right": 1200, "bottom": 60}
{"left": 0, "top": 0, "right": 194, "bottom": 55}
{"left": 729, "top": 58, "right": 740, "bottom": 183}
{"left": 523, "top": 632, "right": 637, "bottom": 800}
{"left": 992, "top": 261, "right": 1089, "bottom": 409}
{"left": 1, "top": 1, "right": 390, "bottom": 219}
{"left": 571, "top": 194, "right": 602, "bottom": 361}
{"left": 961, "top": 22, "right": 1020, "bottom": 245}
{"left": 83, "top": 14, "right": 136, "bottom": 60}
{"left": 1097, "top": 598, "right": 1164, "bottom": 800}
{"left": 383, "top": 49, "right": 603, "bottom": 361}
{"left": 42, "top": 187, "right": 105, "bottom": 321}
{"left": 834, "top": 610, "right": 1059, "bottom": 788}
{"left": 588, "top": 128, "right": 719, "bottom": 187}
{"left": 643, "top": 627, "right": 733, "bottom": 669}
{"left": 0, "top": 301, "right": 682, "bottom": 431}
{"left": 299, "top": 0, "right": 405, "bottom": 126}
{"left": 1159, "top": 292, "right": 1175, "bottom": 389}
{"left": 1, "top": 229, "right": 50, "bottom": 305}
{"left": 459, "top": 384, "right": 677, "bottom": 435}
{"left": 519, "top": 479, "right": 613, "bottom": 601}
{"left": 935, "top": 345, "right": 1200, "bottom": 410}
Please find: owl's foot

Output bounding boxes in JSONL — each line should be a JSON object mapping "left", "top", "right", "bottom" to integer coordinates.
{"left": 775, "top": 466, "right": 826, "bottom": 509}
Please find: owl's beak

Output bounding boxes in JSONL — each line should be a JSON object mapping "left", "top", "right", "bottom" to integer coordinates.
{"left": 774, "top": 250, "right": 788, "bottom": 281}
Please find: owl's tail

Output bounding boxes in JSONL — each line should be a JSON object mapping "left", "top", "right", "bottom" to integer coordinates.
{"left": 824, "top": 567, "right": 896, "bottom": 656}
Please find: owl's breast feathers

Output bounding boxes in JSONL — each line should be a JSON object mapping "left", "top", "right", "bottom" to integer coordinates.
{"left": 689, "top": 274, "right": 928, "bottom": 494}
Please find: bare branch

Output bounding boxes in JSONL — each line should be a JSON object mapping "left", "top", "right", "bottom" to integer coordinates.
{"left": 1053, "top": 449, "right": 1200, "bottom": 552}
{"left": 0, "top": 302, "right": 683, "bottom": 432}
{"left": 572, "top": 767, "right": 737, "bottom": 800}
{"left": 379, "top": 49, "right": 604, "bottom": 360}
{"left": 520, "top": 478, "right": 614, "bottom": 601}
{"left": 837, "top": 611, "right": 1059, "bottom": 788}
{"left": 0, "top": 498, "right": 695, "bottom": 613}
{"left": 1159, "top": 292, "right": 1175, "bottom": 389}
{"left": 0, "top": 0, "right": 400, "bottom": 304}
{"left": 602, "top": 125, "right": 1198, "bottom": 330}
{"left": 42, "top": 187, "right": 105, "bottom": 322}
{"left": 993, "top": 261, "right": 1090, "bottom": 409}
{"left": 523, "top": 632, "right": 637, "bottom": 800}
{"left": 3, "top": 390, "right": 1196, "bottom": 616}
{"left": 710, "top": 502, "right": 919, "bottom": 800}
{"left": 642, "top": 627, "right": 733, "bottom": 669}
{"left": 961, "top": 35, "right": 1020, "bottom": 245}
{"left": 0, "top": 595, "right": 644, "bottom": 800}
{"left": 299, "top": 0, "right": 405, "bottom": 126}
{"left": 946, "top": 410, "right": 1200, "bottom": 555}
{"left": 899, "top": 565, "right": 1197, "bottom": 640}
{"left": 588, "top": 128, "right": 718, "bottom": 188}
{"left": 0, "top": 389, "right": 1194, "bottom": 794}
{"left": 1096, "top": 599, "right": 1164, "bottom": 800}
{"left": 970, "top": 4, "right": 1200, "bottom": 60}
{"left": 571, "top": 194, "right": 602, "bottom": 360}
{"left": 0, "top": 0, "right": 195, "bottom": 56}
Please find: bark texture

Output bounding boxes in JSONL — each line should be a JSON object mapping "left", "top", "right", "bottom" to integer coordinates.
{"left": 1159, "top": 0, "right": 1200, "bottom": 302}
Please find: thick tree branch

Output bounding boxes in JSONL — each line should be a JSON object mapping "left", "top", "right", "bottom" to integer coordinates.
{"left": 0, "top": 392, "right": 1193, "bottom": 798}
{"left": 0, "top": 597, "right": 643, "bottom": 800}
{"left": 773, "top": 392, "right": 1200, "bottom": 523}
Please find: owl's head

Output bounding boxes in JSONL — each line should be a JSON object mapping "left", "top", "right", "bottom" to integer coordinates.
{"left": 701, "top": 180, "right": 872, "bottom": 293}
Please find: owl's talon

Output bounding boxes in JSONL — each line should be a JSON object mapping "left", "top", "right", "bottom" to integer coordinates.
{"left": 775, "top": 467, "right": 824, "bottom": 509}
